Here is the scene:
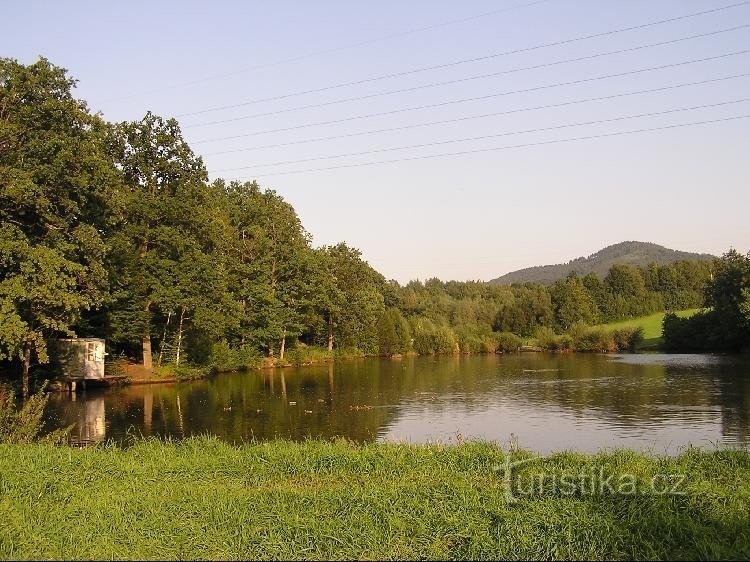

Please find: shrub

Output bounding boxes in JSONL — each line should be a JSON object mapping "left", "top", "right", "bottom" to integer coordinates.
{"left": 612, "top": 327, "right": 643, "bottom": 351}
{"left": 333, "top": 346, "right": 365, "bottom": 359}
{"left": 412, "top": 320, "right": 437, "bottom": 355}
{"left": 172, "top": 365, "right": 211, "bottom": 381}
{"left": 662, "top": 311, "right": 714, "bottom": 352}
{"left": 285, "top": 344, "right": 333, "bottom": 366}
{"left": 575, "top": 327, "right": 615, "bottom": 352}
{"left": 455, "top": 328, "right": 483, "bottom": 354}
{"left": 535, "top": 326, "right": 561, "bottom": 351}
{"left": 0, "top": 384, "right": 69, "bottom": 444}
{"left": 208, "top": 341, "right": 262, "bottom": 372}
{"left": 495, "top": 332, "right": 522, "bottom": 353}
{"left": 433, "top": 326, "right": 459, "bottom": 355}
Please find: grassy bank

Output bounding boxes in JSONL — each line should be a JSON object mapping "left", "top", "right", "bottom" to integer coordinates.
{"left": 0, "top": 439, "right": 748, "bottom": 560}
{"left": 595, "top": 309, "right": 702, "bottom": 350}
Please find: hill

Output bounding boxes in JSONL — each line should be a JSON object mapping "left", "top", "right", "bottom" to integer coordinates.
{"left": 490, "top": 241, "right": 715, "bottom": 285}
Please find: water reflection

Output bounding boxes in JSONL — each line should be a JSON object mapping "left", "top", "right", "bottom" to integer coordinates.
{"left": 43, "top": 354, "right": 750, "bottom": 454}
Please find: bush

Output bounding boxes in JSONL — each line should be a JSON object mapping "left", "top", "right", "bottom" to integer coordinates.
{"left": 574, "top": 327, "right": 615, "bottom": 352}
{"left": 333, "top": 346, "right": 365, "bottom": 359}
{"left": 612, "top": 327, "right": 643, "bottom": 351}
{"left": 662, "top": 311, "right": 714, "bottom": 352}
{"left": 208, "top": 341, "right": 262, "bottom": 372}
{"left": 495, "top": 332, "right": 522, "bottom": 353}
{"left": 455, "top": 328, "right": 483, "bottom": 354}
{"left": 0, "top": 384, "right": 69, "bottom": 444}
{"left": 284, "top": 344, "right": 333, "bottom": 366}
{"left": 172, "top": 365, "right": 212, "bottom": 381}
{"left": 535, "top": 326, "right": 561, "bottom": 351}
{"left": 412, "top": 320, "right": 436, "bottom": 355}
{"left": 433, "top": 326, "right": 459, "bottom": 354}
{"left": 376, "top": 308, "right": 411, "bottom": 355}
{"left": 412, "top": 321, "right": 458, "bottom": 355}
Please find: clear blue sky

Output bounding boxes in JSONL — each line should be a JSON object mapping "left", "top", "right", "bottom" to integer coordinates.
{"left": 3, "top": 0, "right": 749, "bottom": 282}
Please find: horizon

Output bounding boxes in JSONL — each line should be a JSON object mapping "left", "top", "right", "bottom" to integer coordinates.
{"left": 3, "top": 0, "right": 749, "bottom": 283}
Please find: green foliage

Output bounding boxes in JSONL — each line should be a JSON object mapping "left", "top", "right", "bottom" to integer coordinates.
{"left": 535, "top": 326, "right": 562, "bottom": 351}
{"left": 410, "top": 319, "right": 458, "bottom": 355}
{"left": 0, "top": 56, "right": 733, "bottom": 390}
{"left": 0, "top": 384, "right": 69, "bottom": 444}
{"left": 376, "top": 308, "right": 411, "bottom": 355}
{"left": 663, "top": 250, "right": 750, "bottom": 352}
{"left": 551, "top": 272, "right": 599, "bottom": 330}
{"left": 493, "top": 286, "right": 553, "bottom": 336}
{"left": 495, "top": 332, "right": 522, "bottom": 353}
{"left": 207, "top": 341, "right": 262, "bottom": 372}
{"left": 285, "top": 344, "right": 334, "bottom": 366}
{"left": 0, "top": 57, "right": 116, "bottom": 392}
{"left": 171, "top": 364, "right": 212, "bottom": 381}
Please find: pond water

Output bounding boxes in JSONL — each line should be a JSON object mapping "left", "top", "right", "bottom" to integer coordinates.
{"left": 43, "top": 353, "right": 750, "bottom": 454}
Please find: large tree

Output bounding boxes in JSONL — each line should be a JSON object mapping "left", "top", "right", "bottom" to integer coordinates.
{"left": 106, "top": 112, "right": 221, "bottom": 370}
{"left": 222, "top": 180, "right": 315, "bottom": 359}
{"left": 0, "top": 58, "right": 118, "bottom": 395}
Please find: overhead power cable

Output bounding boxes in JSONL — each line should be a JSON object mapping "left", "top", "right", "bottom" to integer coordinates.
{"left": 210, "top": 98, "right": 750, "bottom": 172}
{"left": 220, "top": 114, "right": 750, "bottom": 178}
{"left": 187, "top": 49, "right": 750, "bottom": 136}
{"left": 102, "top": 0, "right": 554, "bottom": 103}
{"left": 201, "top": 73, "right": 750, "bottom": 155}
{"left": 184, "top": 26, "right": 749, "bottom": 128}
{"left": 177, "top": 1, "right": 750, "bottom": 118}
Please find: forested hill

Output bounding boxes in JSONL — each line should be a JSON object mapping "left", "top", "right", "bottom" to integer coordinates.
{"left": 490, "top": 242, "right": 715, "bottom": 285}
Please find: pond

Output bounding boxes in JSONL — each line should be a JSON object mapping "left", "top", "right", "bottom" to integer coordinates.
{"left": 43, "top": 353, "right": 750, "bottom": 454}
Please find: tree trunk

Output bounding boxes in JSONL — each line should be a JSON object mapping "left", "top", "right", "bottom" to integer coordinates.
{"left": 157, "top": 310, "right": 172, "bottom": 367}
{"left": 139, "top": 230, "right": 153, "bottom": 371}
{"left": 327, "top": 318, "right": 334, "bottom": 352}
{"left": 175, "top": 307, "right": 186, "bottom": 366}
{"left": 21, "top": 347, "right": 31, "bottom": 399}
{"left": 142, "top": 336, "right": 153, "bottom": 371}
{"left": 142, "top": 300, "right": 153, "bottom": 371}
{"left": 280, "top": 329, "right": 287, "bottom": 361}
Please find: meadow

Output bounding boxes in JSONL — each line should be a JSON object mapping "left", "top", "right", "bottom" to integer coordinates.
{"left": 595, "top": 308, "right": 702, "bottom": 349}
{"left": 0, "top": 438, "right": 748, "bottom": 560}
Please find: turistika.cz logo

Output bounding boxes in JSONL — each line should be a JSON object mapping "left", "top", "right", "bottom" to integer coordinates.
{"left": 493, "top": 456, "right": 687, "bottom": 504}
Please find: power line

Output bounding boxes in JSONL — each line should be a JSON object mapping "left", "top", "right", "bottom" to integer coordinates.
{"left": 187, "top": 49, "right": 750, "bottom": 137}
{"left": 221, "top": 114, "right": 750, "bottom": 178}
{"left": 177, "top": 1, "right": 750, "bottom": 118}
{"left": 201, "top": 73, "right": 750, "bottom": 156}
{"left": 101, "top": 0, "right": 554, "bottom": 103}
{"left": 209, "top": 98, "right": 750, "bottom": 172}
{"left": 184, "top": 25, "right": 749, "bottom": 128}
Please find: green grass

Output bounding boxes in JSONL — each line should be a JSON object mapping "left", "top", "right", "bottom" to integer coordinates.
{"left": 595, "top": 309, "right": 703, "bottom": 350}
{"left": 0, "top": 438, "right": 748, "bottom": 560}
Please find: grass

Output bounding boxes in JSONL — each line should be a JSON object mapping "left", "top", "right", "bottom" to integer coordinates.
{"left": 595, "top": 309, "right": 703, "bottom": 350}
{"left": 0, "top": 438, "right": 748, "bottom": 560}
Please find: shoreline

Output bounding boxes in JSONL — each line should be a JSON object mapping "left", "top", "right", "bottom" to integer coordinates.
{"left": 49, "top": 348, "right": 603, "bottom": 390}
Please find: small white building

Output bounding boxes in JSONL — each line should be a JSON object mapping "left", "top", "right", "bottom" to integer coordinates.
{"left": 53, "top": 338, "right": 106, "bottom": 380}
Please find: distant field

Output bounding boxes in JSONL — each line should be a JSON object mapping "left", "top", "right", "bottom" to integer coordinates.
{"left": 596, "top": 308, "right": 702, "bottom": 349}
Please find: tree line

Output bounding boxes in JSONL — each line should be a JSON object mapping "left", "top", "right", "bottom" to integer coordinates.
{"left": 0, "top": 58, "right": 737, "bottom": 395}
{"left": 663, "top": 250, "right": 750, "bottom": 353}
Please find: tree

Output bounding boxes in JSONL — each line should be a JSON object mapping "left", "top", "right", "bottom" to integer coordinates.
{"left": 318, "top": 243, "right": 386, "bottom": 353}
{"left": 705, "top": 250, "right": 750, "bottom": 350}
{"left": 224, "top": 182, "right": 315, "bottom": 359}
{"left": 0, "top": 58, "right": 117, "bottom": 395}
{"left": 550, "top": 273, "right": 599, "bottom": 330}
{"left": 106, "top": 112, "right": 216, "bottom": 370}
{"left": 376, "top": 307, "right": 411, "bottom": 355}
{"left": 493, "top": 286, "right": 553, "bottom": 336}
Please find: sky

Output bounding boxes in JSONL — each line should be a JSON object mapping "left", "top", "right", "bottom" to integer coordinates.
{"left": 3, "top": 0, "right": 749, "bottom": 283}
